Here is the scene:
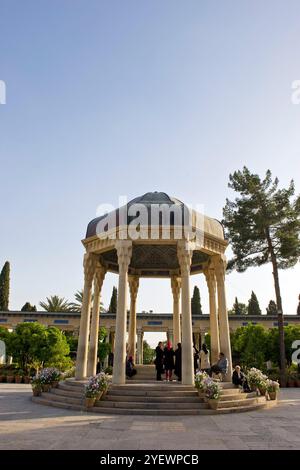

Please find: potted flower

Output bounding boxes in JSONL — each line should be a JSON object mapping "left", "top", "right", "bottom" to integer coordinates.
{"left": 31, "top": 376, "right": 42, "bottom": 396}
{"left": 258, "top": 379, "right": 267, "bottom": 397}
{"left": 266, "top": 379, "right": 280, "bottom": 400}
{"left": 204, "top": 378, "right": 221, "bottom": 410}
{"left": 49, "top": 368, "right": 61, "bottom": 388}
{"left": 246, "top": 368, "right": 267, "bottom": 393}
{"left": 84, "top": 376, "right": 101, "bottom": 407}
{"left": 23, "top": 374, "right": 31, "bottom": 384}
{"left": 39, "top": 368, "right": 53, "bottom": 392}
{"left": 95, "top": 372, "right": 110, "bottom": 400}
{"left": 194, "top": 371, "right": 209, "bottom": 398}
{"left": 15, "top": 369, "right": 24, "bottom": 384}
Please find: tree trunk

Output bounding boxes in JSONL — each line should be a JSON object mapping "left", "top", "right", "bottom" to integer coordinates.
{"left": 266, "top": 229, "right": 286, "bottom": 386}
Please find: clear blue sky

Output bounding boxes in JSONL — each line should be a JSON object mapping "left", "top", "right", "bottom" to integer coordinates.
{"left": 1, "top": 1, "right": 300, "bottom": 345}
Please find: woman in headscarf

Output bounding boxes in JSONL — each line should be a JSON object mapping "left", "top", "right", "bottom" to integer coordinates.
{"left": 163, "top": 341, "right": 175, "bottom": 381}
{"left": 199, "top": 343, "right": 210, "bottom": 373}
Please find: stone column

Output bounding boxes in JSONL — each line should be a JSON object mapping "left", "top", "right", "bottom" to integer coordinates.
{"left": 204, "top": 267, "right": 220, "bottom": 364}
{"left": 112, "top": 240, "right": 132, "bottom": 385}
{"left": 194, "top": 332, "right": 201, "bottom": 351}
{"left": 171, "top": 276, "right": 181, "bottom": 347}
{"left": 75, "top": 253, "right": 97, "bottom": 380}
{"left": 167, "top": 329, "right": 174, "bottom": 345}
{"left": 128, "top": 275, "right": 139, "bottom": 362}
{"left": 136, "top": 329, "right": 143, "bottom": 364}
{"left": 212, "top": 255, "right": 233, "bottom": 381}
{"left": 177, "top": 241, "right": 194, "bottom": 385}
{"left": 86, "top": 265, "right": 106, "bottom": 377}
{"left": 110, "top": 331, "right": 115, "bottom": 354}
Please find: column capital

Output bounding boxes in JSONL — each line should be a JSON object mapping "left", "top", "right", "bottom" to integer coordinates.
{"left": 94, "top": 264, "right": 107, "bottom": 290}
{"left": 171, "top": 275, "right": 181, "bottom": 299}
{"left": 128, "top": 275, "right": 139, "bottom": 300}
{"left": 203, "top": 267, "right": 216, "bottom": 290}
{"left": 211, "top": 254, "right": 227, "bottom": 281}
{"left": 115, "top": 240, "right": 132, "bottom": 274}
{"left": 177, "top": 240, "right": 194, "bottom": 276}
{"left": 83, "top": 252, "right": 97, "bottom": 286}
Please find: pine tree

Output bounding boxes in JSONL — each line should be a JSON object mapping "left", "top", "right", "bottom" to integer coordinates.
{"left": 297, "top": 295, "right": 300, "bottom": 316}
{"left": 191, "top": 286, "right": 202, "bottom": 315}
{"left": 21, "top": 302, "right": 37, "bottom": 312}
{"left": 248, "top": 291, "right": 262, "bottom": 315}
{"left": 266, "top": 300, "right": 277, "bottom": 315}
{"left": 108, "top": 286, "right": 117, "bottom": 313}
{"left": 0, "top": 261, "right": 10, "bottom": 311}
{"left": 223, "top": 167, "right": 300, "bottom": 384}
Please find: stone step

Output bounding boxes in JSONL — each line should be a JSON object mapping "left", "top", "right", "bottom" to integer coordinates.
{"left": 108, "top": 389, "right": 198, "bottom": 397}
{"left": 42, "top": 392, "right": 83, "bottom": 406}
{"left": 95, "top": 400, "right": 208, "bottom": 410}
{"left": 52, "top": 387, "right": 83, "bottom": 399}
{"left": 104, "top": 394, "right": 201, "bottom": 403}
{"left": 215, "top": 397, "right": 259, "bottom": 409}
{"left": 89, "top": 406, "right": 212, "bottom": 416}
{"left": 32, "top": 396, "right": 84, "bottom": 411}
{"left": 215, "top": 402, "right": 267, "bottom": 414}
{"left": 110, "top": 384, "right": 194, "bottom": 391}
{"left": 58, "top": 383, "right": 85, "bottom": 393}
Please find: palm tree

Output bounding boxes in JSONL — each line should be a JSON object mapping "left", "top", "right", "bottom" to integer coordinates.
{"left": 68, "top": 290, "right": 106, "bottom": 313}
{"left": 39, "top": 295, "right": 71, "bottom": 312}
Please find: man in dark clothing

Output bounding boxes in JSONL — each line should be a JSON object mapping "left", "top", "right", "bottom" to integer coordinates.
{"left": 154, "top": 341, "right": 164, "bottom": 381}
{"left": 174, "top": 343, "right": 182, "bottom": 382}
{"left": 232, "top": 365, "right": 250, "bottom": 392}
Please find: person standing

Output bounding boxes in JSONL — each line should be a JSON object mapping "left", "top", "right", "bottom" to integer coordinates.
{"left": 164, "top": 341, "right": 175, "bottom": 381}
{"left": 154, "top": 341, "right": 164, "bottom": 381}
{"left": 199, "top": 344, "right": 210, "bottom": 373}
{"left": 174, "top": 343, "right": 182, "bottom": 382}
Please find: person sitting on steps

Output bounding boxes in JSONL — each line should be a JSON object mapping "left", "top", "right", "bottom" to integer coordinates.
{"left": 210, "top": 352, "right": 228, "bottom": 380}
{"left": 232, "top": 365, "right": 250, "bottom": 392}
{"left": 126, "top": 355, "right": 137, "bottom": 379}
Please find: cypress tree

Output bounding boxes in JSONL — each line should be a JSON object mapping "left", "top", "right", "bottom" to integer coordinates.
{"left": 297, "top": 295, "right": 300, "bottom": 316}
{"left": 109, "top": 286, "right": 118, "bottom": 313}
{"left": 248, "top": 291, "right": 262, "bottom": 315}
{"left": 0, "top": 261, "right": 10, "bottom": 311}
{"left": 266, "top": 300, "right": 277, "bottom": 315}
{"left": 191, "top": 286, "right": 202, "bottom": 315}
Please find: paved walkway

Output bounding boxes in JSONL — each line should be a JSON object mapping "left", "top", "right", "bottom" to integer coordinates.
{"left": 1, "top": 384, "right": 300, "bottom": 450}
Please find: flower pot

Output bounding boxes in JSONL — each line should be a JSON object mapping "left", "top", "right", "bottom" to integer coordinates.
{"left": 259, "top": 387, "right": 266, "bottom": 397}
{"left": 250, "top": 384, "right": 257, "bottom": 392}
{"left": 85, "top": 397, "right": 96, "bottom": 408}
{"left": 24, "top": 376, "right": 31, "bottom": 384}
{"left": 295, "top": 380, "right": 300, "bottom": 388}
{"left": 0, "top": 375, "right": 4, "bottom": 383}
{"left": 15, "top": 375, "right": 23, "bottom": 384}
{"left": 287, "top": 380, "right": 295, "bottom": 388}
{"left": 51, "top": 381, "right": 59, "bottom": 388}
{"left": 41, "top": 384, "right": 51, "bottom": 392}
{"left": 197, "top": 390, "right": 206, "bottom": 399}
{"left": 96, "top": 391, "right": 103, "bottom": 401}
{"left": 7, "top": 375, "right": 14, "bottom": 383}
{"left": 207, "top": 399, "right": 219, "bottom": 410}
{"left": 32, "top": 388, "right": 42, "bottom": 397}
{"left": 268, "top": 391, "right": 278, "bottom": 400}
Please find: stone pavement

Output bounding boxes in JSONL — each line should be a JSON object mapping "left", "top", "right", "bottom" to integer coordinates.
{"left": 0, "top": 384, "right": 300, "bottom": 450}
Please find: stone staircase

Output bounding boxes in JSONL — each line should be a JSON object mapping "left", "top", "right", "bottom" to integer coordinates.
{"left": 32, "top": 377, "right": 273, "bottom": 415}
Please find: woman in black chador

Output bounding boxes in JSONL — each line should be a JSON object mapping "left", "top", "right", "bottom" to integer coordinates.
{"left": 174, "top": 343, "right": 182, "bottom": 382}
{"left": 163, "top": 341, "right": 175, "bottom": 381}
{"left": 154, "top": 341, "right": 164, "bottom": 381}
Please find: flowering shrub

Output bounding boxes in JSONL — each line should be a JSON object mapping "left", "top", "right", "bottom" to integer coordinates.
{"left": 84, "top": 376, "right": 101, "bottom": 398}
{"left": 195, "top": 371, "right": 209, "bottom": 391}
{"left": 96, "top": 372, "right": 110, "bottom": 391}
{"left": 31, "top": 375, "right": 42, "bottom": 389}
{"left": 39, "top": 368, "right": 61, "bottom": 384}
{"left": 246, "top": 368, "right": 267, "bottom": 389}
{"left": 204, "top": 378, "right": 221, "bottom": 400}
{"left": 266, "top": 379, "right": 280, "bottom": 393}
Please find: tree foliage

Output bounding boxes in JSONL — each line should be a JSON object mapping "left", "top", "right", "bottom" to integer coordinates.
{"left": 191, "top": 286, "right": 202, "bottom": 315}
{"left": 266, "top": 300, "right": 277, "bottom": 315}
{"left": 40, "top": 295, "right": 71, "bottom": 312}
{"left": 228, "top": 297, "right": 248, "bottom": 315}
{"left": 108, "top": 287, "right": 117, "bottom": 313}
{"left": 143, "top": 340, "right": 155, "bottom": 364}
{"left": 248, "top": 291, "right": 262, "bottom": 315}
{"left": 0, "top": 261, "right": 10, "bottom": 311}
{"left": 21, "top": 302, "right": 37, "bottom": 312}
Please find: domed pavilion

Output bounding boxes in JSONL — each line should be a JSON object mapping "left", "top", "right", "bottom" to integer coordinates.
{"left": 75, "top": 192, "right": 232, "bottom": 385}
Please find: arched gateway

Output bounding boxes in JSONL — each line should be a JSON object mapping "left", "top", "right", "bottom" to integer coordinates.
{"left": 75, "top": 192, "right": 233, "bottom": 384}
